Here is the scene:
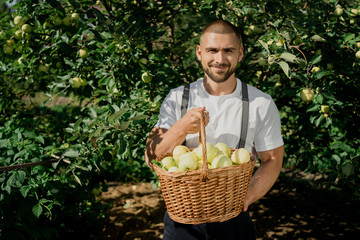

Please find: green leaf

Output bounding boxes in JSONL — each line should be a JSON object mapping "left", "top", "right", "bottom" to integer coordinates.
{"left": 34, "top": 136, "right": 45, "bottom": 144}
{"left": 108, "top": 108, "right": 128, "bottom": 123}
{"left": 62, "top": 149, "right": 79, "bottom": 158}
{"left": 344, "top": 33, "right": 355, "bottom": 43}
{"left": 258, "top": 40, "right": 269, "bottom": 53}
{"left": 20, "top": 185, "right": 31, "bottom": 198}
{"left": 130, "top": 114, "right": 149, "bottom": 121}
{"left": 315, "top": 114, "right": 324, "bottom": 127}
{"left": 280, "top": 52, "right": 297, "bottom": 63}
{"left": 310, "top": 55, "right": 322, "bottom": 65}
{"left": 73, "top": 172, "right": 82, "bottom": 186}
{"left": 277, "top": 61, "right": 290, "bottom": 78}
{"left": 306, "top": 104, "right": 319, "bottom": 112}
{"left": 74, "top": 118, "right": 82, "bottom": 130}
{"left": 314, "top": 70, "right": 332, "bottom": 80}
{"left": 32, "top": 204, "right": 43, "bottom": 218}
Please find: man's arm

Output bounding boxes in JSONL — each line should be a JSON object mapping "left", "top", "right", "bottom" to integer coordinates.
{"left": 145, "top": 107, "right": 209, "bottom": 168}
{"left": 243, "top": 144, "right": 284, "bottom": 211}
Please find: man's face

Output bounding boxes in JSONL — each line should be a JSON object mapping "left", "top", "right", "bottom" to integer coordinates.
{"left": 196, "top": 32, "right": 243, "bottom": 83}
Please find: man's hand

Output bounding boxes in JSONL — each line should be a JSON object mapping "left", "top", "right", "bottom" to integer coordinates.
{"left": 145, "top": 107, "right": 209, "bottom": 168}
{"left": 173, "top": 106, "right": 210, "bottom": 135}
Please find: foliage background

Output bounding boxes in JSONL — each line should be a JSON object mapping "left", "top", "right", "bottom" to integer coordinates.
{"left": 0, "top": 0, "right": 359, "bottom": 239}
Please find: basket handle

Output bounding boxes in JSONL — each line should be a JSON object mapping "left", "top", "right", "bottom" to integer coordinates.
{"left": 199, "top": 110, "right": 209, "bottom": 182}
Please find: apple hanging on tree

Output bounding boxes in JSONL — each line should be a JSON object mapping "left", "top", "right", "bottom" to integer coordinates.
{"left": 300, "top": 88, "right": 314, "bottom": 102}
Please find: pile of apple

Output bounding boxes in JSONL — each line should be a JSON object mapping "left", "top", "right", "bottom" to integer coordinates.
{"left": 160, "top": 142, "right": 251, "bottom": 172}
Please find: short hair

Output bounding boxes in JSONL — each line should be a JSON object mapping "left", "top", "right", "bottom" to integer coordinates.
{"left": 200, "top": 19, "right": 242, "bottom": 45}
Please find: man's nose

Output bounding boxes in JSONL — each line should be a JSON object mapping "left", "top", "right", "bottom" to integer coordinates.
{"left": 214, "top": 51, "right": 225, "bottom": 63}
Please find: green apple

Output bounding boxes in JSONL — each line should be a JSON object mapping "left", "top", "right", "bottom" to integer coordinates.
{"left": 21, "top": 24, "right": 32, "bottom": 33}
{"left": 71, "top": 13, "right": 80, "bottom": 21}
{"left": 53, "top": 15, "right": 63, "bottom": 26}
{"left": 3, "top": 45, "right": 13, "bottom": 54}
{"left": 356, "top": 50, "right": 360, "bottom": 60}
{"left": 168, "top": 166, "right": 180, "bottom": 173}
{"left": 258, "top": 58, "right": 267, "bottom": 67}
{"left": 14, "top": 30, "right": 22, "bottom": 40}
{"left": 172, "top": 145, "right": 190, "bottom": 163}
{"left": 211, "top": 155, "right": 232, "bottom": 169}
{"left": 334, "top": 6, "right": 343, "bottom": 16}
{"left": 62, "top": 16, "right": 73, "bottom": 26}
{"left": 356, "top": 42, "right": 360, "bottom": 49}
{"left": 79, "top": 48, "right": 89, "bottom": 58}
{"left": 71, "top": 77, "right": 83, "bottom": 88}
{"left": 214, "top": 142, "right": 231, "bottom": 158}
{"left": 80, "top": 78, "right": 87, "bottom": 86}
{"left": 300, "top": 88, "right": 314, "bottom": 102}
{"left": 14, "top": 16, "right": 25, "bottom": 27}
{"left": 194, "top": 142, "right": 218, "bottom": 163}
{"left": 231, "top": 148, "right": 251, "bottom": 165}
{"left": 141, "top": 71, "right": 152, "bottom": 83}
{"left": 311, "top": 66, "right": 320, "bottom": 74}
{"left": 161, "top": 156, "right": 176, "bottom": 171}
{"left": 178, "top": 152, "right": 197, "bottom": 172}
{"left": 321, "top": 105, "right": 330, "bottom": 114}
{"left": 6, "top": 39, "right": 15, "bottom": 46}
{"left": 38, "top": 63, "right": 50, "bottom": 73}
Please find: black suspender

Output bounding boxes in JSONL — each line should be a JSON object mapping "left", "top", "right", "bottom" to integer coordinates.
{"left": 237, "top": 81, "right": 249, "bottom": 149}
{"left": 180, "top": 82, "right": 249, "bottom": 148}
{"left": 181, "top": 84, "right": 190, "bottom": 146}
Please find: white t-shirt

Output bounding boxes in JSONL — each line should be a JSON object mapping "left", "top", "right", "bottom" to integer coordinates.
{"left": 155, "top": 78, "right": 284, "bottom": 154}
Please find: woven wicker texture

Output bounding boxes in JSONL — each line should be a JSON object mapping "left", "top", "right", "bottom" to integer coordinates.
{"left": 152, "top": 111, "right": 255, "bottom": 224}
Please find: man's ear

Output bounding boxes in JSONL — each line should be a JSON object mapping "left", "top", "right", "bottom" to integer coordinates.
{"left": 196, "top": 45, "right": 201, "bottom": 61}
{"left": 238, "top": 46, "right": 244, "bottom": 62}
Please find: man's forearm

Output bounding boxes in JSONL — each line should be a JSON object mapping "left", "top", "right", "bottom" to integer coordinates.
{"left": 243, "top": 145, "right": 284, "bottom": 211}
{"left": 145, "top": 125, "right": 187, "bottom": 166}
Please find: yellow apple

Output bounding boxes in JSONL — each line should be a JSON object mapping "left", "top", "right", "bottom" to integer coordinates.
{"left": 168, "top": 166, "right": 180, "bottom": 172}
{"left": 356, "top": 42, "right": 360, "bottom": 49}
{"left": 141, "top": 71, "right": 152, "bottom": 83}
{"left": 311, "top": 66, "right": 320, "bottom": 74}
{"left": 14, "top": 16, "right": 25, "bottom": 27}
{"left": 161, "top": 156, "right": 176, "bottom": 171}
{"left": 178, "top": 152, "right": 197, "bottom": 172}
{"left": 194, "top": 142, "right": 218, "bottom": 163}
{"left": 356, "top": 50, "right": 360, "bottom": 60}
{"left": 300, "top": 88, "right": 314, "bottom": 102}
{"left": 334, "top": 6, "right": 343, "bottom": 16}
{"left": 321, "top": 105, "right": 330, "bottom": 114}
{"left": 79, "top": 48, "right": 89, "bottom": 58}
{"left": 211, "top": 155, "right": 232, "bottom": 169}
{"left": 172, "top": 145, "right": 190, "bottom": 163}
{"left": 231, "top": 148, "right": 251, "bottom": 165}
{"left": 214, "top": 142, "right": 231, "bottom": 158}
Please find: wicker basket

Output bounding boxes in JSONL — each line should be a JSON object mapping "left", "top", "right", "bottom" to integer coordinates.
{"left": 152, "top": 112, "right": 255, "bottom": 224}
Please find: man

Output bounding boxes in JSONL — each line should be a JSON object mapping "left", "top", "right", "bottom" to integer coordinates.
{"left": 145, "top": 19, "right": 284, "bottom": 240}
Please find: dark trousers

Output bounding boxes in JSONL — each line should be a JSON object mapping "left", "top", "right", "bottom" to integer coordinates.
{"left": 163, "top": 211, "right": 256, "bottom": 240}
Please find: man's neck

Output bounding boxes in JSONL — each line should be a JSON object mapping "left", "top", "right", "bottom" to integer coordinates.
{"left": 203, "top": 76, "right": 237, "bottom": 96}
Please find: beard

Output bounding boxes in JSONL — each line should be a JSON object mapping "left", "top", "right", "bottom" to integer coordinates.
{"left": 202, "top": 62, "right": 237, "bottom": 83}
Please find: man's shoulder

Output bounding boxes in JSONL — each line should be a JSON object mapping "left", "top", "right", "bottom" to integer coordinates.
{"left": 245, "top": 83, "right": 273, "bottom": 101}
